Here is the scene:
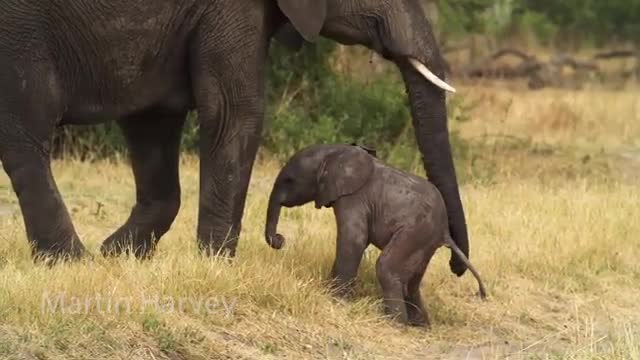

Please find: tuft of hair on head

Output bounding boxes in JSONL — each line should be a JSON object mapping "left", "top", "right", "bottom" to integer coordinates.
{"left": 349, "top": 142, "right": 377, "bottom": 158}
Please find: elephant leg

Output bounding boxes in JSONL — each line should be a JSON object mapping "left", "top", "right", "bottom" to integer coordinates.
{"left": 329, "top": 209, "right": 368, "bottom": 298}
{"left": 376, "top": 254, "right": 409, "bottom": 325}
{"left": 375, "top": 235, "right": 415, "bottom": 325}
{"left": 101, "top": 109, "right": 185, "bottom": 258}
{"left": 376, "top": 228, "right": 434, "bottom": 326}
{"left": 401, "top": 228, "right": 438, "bottom": 328}
{"left": 405, "top": 259, "right": 431, "bottom": 328}
{"left": 330, "top": 243, "right": 367, "bottom": 298}
{"left": 1, "top": 139, "right": 86, "bottom": 262}
{"left": 0, "top": 70, "right": 86, "bottom": 262}
{"left": 190, "top": 44, "right": 265, "bottom": 258}
{"left": 196, "top": 105, "right": 262, "bottom": 257}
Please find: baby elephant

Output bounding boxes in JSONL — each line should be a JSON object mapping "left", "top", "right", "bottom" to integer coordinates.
{"left": 265, "top": 144, "right": 487, "bottom": 327}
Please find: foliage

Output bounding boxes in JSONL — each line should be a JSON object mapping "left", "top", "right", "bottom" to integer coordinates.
{"left": 264, "top": 39, "right": 472, "bottom": 169}
{"left": 264, "top": 40, "right": 412, "bottom": 161}
{"left": 519, "top": 0, "right": 640, "bottom": 44}
{"left": 435, "top": 0, "right": 495, "bottom": 36}
{"left": 516, "top": 9, "right": 558, "bottom": 44}
{"left": 53, "top": 123, "right": 126, "bottom": 160}
{"left": 435, "top": 0, "right": 640, "bottom": 45}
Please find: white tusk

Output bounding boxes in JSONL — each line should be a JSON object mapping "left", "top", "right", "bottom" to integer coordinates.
{"left": 408, "top": 58, "right": 456, "bottom": 93}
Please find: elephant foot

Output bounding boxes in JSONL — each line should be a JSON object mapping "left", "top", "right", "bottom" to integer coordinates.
{"left": 198, "top": 242, "right": 236, "bottom": 260}
{"left": 409, "top": 319, "right": 431, "bottom": 329}
{"left": 32, "top": 239, "right": 88, "bottom": 266}
{"left": 331, "top": 287, "right": 354, "bottom": 299}
{"left": 100, "top": 230, "right": 156, "bottom": 259}
{"left": 327, "top": 279, "right": 356, "bottom": 300}
{"left": 384, "top": 310, "right": 410, "bottom": 327}
{"left": 197, "top": 226, "right": 239, "bottom": 259}
{"left": 407, "top": 311, "right": 430, "bottom": 328}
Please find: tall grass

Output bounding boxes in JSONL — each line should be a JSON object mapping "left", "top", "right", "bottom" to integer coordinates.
{"left": 0, "top": 158, "right": 638, "bottom": 359}
{"left": 0, "top": 85, "right": 639, "bottom": 359}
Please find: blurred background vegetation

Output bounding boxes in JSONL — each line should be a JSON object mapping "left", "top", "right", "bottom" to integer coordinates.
{"left": 52, "top": 0, "right": 640, "bottom": 175}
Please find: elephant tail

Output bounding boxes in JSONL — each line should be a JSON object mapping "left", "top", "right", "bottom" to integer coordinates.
{"left": 444, "top": 233, "right": 488, "bottom": 300}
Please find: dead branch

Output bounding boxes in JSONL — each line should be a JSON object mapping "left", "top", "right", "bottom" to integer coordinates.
{"left": 592, "top": 50, "right": 638, "bottom": 60}
{"left": 490, "top": 48, "right": 535, "bottom": 62}
{"left": 452, "top": 47, "right": 606, "bottom": 90}
{"left": 550, "top": 54, "right": 599, "bottom": 71}
{"left": 461, "top": 48, "right": 543, "bottom": 79}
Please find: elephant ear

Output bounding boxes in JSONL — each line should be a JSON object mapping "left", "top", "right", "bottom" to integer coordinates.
{"left": 315, "top": 148, "right": 375, "bottom": 209}
{"left": 276, "top": 0, "right": 327, "bottom": 42}
{"left": 274, "top": 23, "right": 306, "bottom": 51}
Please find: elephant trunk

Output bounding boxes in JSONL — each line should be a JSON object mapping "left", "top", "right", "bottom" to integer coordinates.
{"left": 398, "top": 57, "right": 469, "bottom": 277}
{"left": 265, "top": 189, "right": 285, "bottom": 250}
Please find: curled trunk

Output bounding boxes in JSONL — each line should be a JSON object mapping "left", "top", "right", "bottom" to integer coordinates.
{"left": 265, "top": 190, "right": 285, "bottom": 249}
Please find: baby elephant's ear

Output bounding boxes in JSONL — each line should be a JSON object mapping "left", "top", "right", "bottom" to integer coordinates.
{"left": 315, "top": 148, "right": 375, "bottom": 209}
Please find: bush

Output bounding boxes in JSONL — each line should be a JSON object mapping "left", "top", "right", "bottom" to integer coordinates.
{"left": 517, "top": 10, "right": 558, "bottom": 45}
{"left": 519, "top": 0, "right": 640, "bottom": 45}
{"left": 264, "top": 40, "right": 412, "bottom": 160}
{"left": 53, "top": 123, "right": 126, "bottom": 160}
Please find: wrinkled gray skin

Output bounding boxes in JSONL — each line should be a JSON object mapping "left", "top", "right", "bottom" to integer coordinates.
{"left": 265, "top": 144, "right": 486, "bottom": 327}
{"left": 0, "top": 0, "right": 469, "bottom": 274}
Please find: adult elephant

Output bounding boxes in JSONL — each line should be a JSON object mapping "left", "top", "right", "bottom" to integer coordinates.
{"left": 0, "top": 0, "right": 470, "bottom": 276}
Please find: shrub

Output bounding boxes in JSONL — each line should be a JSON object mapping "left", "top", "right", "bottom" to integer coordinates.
{"left": 264, "top": 40, "right": 411, "bottom": 160}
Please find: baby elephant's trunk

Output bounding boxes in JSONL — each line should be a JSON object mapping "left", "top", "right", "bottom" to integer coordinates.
{"left": 265, "top": 190, "right": 285, "bottom": 250}
{"left": 444, "top": 235, "right": 488, "bottom": 300}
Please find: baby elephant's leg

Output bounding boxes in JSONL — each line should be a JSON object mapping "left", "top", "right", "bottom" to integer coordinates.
{"left": 406, "top": 279, "right": 428, "bottom": 327}
{"left": 404, "top": 229, "right": 440, "bottom": 327}
{"left": 376, "top": 241, "right": 412, "bottom": 325}
{"left": 405, "top": 254, "right": 433, "bottom": 327}
{"left": 330, "top": 240, "right": 367, "bottom": 298}
{"left": 330, "top": 207, "right": 369, "bottom": 298}
{"left": 377, "top": 227, "right": 437, "bottom": 327}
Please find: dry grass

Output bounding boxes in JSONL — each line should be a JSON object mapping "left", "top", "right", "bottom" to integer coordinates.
{"left": 0, "top": 85, "right": 639, "bottom": 359}
{"left": 455, "top": 85, "right": 640, "bottom": 149}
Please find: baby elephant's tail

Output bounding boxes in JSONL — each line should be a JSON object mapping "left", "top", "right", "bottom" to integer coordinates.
{"left": 444, "top": 234, "right": 488, "bottom": 300}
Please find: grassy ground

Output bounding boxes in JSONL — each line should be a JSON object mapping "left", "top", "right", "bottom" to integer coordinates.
{"left": 0, "top": 84, "right": 639, "bottom": 359}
